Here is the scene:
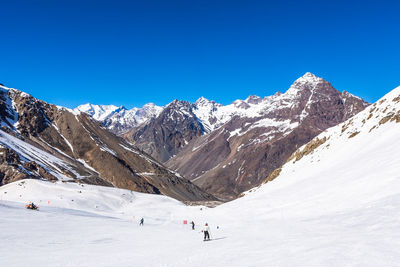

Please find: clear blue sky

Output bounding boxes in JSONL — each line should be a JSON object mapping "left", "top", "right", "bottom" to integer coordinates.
{"left": 1, "top": 0, "right": 399, "bottom": 108}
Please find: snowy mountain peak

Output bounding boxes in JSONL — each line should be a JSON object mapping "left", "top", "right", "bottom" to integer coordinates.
{"left": 286, "top": 72, "right": 332, "bottom": 97}
{"left": 133, "top": 103, "right": 163, "bottom": 119}
{"left": 195, "top": 96, "right": 211, "bottom": 106}
{"left": 75, "top": 103, "right": 119, "bottom": 121}
{"left": 116, "top": 105, "right": 127, "bottom": 111}
{"left": 245, "top": 95, "right": 263, "bottom": 104}
{"left": 294, "top": 72, "right": 323, "bottom": 85}
{"left": 194, "top": 97, "right": 222, "bottom": 109}
{"left": 303, "top": 71, "right": 318, "bottom": 78}
{"left": 142, "top": 103, "right": 156, "bottom": 108}
{"left": 75, "top": 102, "right": 164, "bottom": 134}
{"left": 167, "top": 99, "right": 191, "bottom": 109}
{"left": 232, "top": 99, "right": 251, "bottom": 109}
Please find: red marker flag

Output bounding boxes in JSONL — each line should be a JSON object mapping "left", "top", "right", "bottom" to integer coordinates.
{"left": 183, "top": 220, "right": 187, "bottom": 224}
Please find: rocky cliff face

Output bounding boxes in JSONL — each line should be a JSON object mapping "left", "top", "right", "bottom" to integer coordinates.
{"left": 0, "top": 85, "right": 214, "bottom": 202}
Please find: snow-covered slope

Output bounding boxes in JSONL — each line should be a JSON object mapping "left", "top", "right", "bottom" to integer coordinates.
{"left": 1, "top": 85, "right": 399, "bottom": 266}
{"left": 0, "top": 179, "right": 186, "bottom": 220}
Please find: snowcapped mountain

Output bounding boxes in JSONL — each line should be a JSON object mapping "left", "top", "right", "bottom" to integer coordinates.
{"left": 268, "top": 84, "right": 400, "bottom": 187}
{"left": 75, "top": 103, "right": 163, "bottom": 134}
{"left": 166, "top": 72, "right": 369, "bottom": 199}
{"left": 74, "top": 73, "right": 368, "bottom": 199}
{"left": 240, "top": 84, "right": 400, "bottom": 219}
{"left": 0, "top": 84, "right": 214, "bottom": 201}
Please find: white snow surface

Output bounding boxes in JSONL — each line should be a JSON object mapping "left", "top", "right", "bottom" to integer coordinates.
{"left": 1, "top": 84, "right": 399, "bottom": 267}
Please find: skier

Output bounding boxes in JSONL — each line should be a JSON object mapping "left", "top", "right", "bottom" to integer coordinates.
{"left": 26, "top": 202, "right": 38, "bottom": 210}
{"left": 191, "top": 221, "right": 195, "bottom": 230}
{"left": 202, "top": 223, "right": 210, "bottom": 241}
{"left": 140, "top": 218, "right": 144, "bottom": 226}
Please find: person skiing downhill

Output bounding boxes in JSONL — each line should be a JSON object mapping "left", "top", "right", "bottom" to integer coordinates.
{"left": 140, "top": 218, "right": 144, "bottom": 226}
{"left": 191, "top": 221, "right": 195, "bottom": 230}
{"left": 202, "top": 223, "right": 210, "bottom": 241}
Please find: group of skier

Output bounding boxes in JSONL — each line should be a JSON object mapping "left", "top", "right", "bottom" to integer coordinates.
{"left": 26, "top": 202, "right": 212, "bottom": 241}
{"left": 139, "top": 218, "right": 211, "bottom": 241}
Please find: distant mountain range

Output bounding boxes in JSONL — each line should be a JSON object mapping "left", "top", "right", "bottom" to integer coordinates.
{"left": 75, "top": 102, "right": 163, "bottom": 134}
{"left": 77, "top": 72, "right": 369, "bottom": 199}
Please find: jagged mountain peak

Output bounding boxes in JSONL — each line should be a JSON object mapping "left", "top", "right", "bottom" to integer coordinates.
{"left": 232, "top": 99, "right": 251, "bottom": 109}
{"left": 165, "top": 100, "right": 194, "bottom": 113}
{"left": 286, "top": 72, "right": 337, "bottom": 98}
{"left": 75, "top": 103, "right": 120, "bottom": 121}
{"left": 194, "top": 97, "right": 222, "bottom": 110}
{"left": 168, "top": 99, "right": 190, "bottom": 106}
{"left": 75, "top": 102, "right": 163, "bottom": 135}
{"left": 195, "top": 96, "right": 210, "bottom": 105}
{"left": 302, "top": 71, "right": 319, "bottom": 79}
{"left": 142, "top": 102, "right": 157, "bottom": 108}
{"left": 341, "top": 90, "right": 363, "bottom": 100}
{"left": 245, "top": 95, "right": 263, "bottom": 104}
{"left": 1, "top": 84, "right": 33, "bottom": 99}
{"left": 78, "top": 103, "right": 119, "bottom": 110}
{"left": 293, "top": 72, "right": 324, "bottom": 85}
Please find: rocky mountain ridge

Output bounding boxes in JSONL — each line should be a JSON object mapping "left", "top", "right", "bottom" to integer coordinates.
{"left": 0, "top": 84, "right": 214, "bottom": 201}
{"left": 165, "top": 72, "right": 369, "bottom": 198}
{"left": 75, "top": 102, "right": 163, "bottom": 135}
{"left": 76, "top": 72, "right": 369, "bottom": 198}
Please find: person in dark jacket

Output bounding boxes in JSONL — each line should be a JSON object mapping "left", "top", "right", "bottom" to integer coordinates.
{"left": 140, "top": 218, "right": 144, "bottom": 226}
{"left": 191, "top": 221, "right": 195, "bottom": 230}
